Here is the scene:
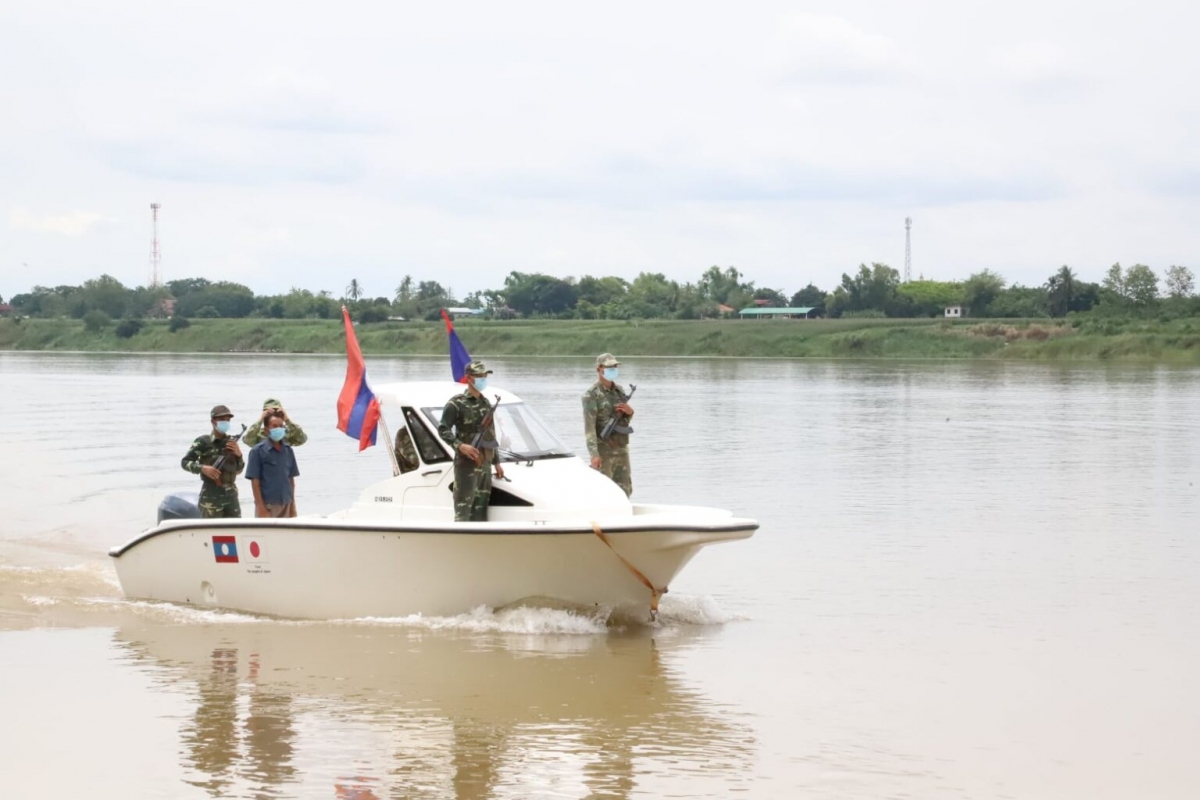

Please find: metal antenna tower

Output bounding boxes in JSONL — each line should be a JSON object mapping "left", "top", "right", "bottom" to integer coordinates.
{"left": 150, "top": 203, "right": 162, "bottom": 287}
{"left": 904, "top": 217, "right": 912, "bottom": 283}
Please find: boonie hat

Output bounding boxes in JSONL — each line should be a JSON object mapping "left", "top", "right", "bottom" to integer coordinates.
{"left": 464, "top": 360, "right": 493, "bottom": 377}
{"left": 596, "top": 353, "right": 620, "bottom": 368}
{"left": 210, "top": 404, "right": 234, "bottom": 419}
{"left": 262, "top": 397, "right": 281, "bottom": 409}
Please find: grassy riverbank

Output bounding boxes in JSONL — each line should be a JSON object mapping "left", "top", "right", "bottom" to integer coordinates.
{"left": 3, "top": 316, "right": 1200, "bottom": 361}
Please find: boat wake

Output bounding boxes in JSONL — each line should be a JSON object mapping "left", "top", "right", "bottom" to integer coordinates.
{"left": 1, "top": 559, "right": 745, "bottom": 634}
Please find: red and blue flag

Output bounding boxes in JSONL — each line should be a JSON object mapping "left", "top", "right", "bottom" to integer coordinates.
{"left": 337, "top": 306, "right": 381, "bottom": 450}
{"left": 212, "top": 535, "right": 239, "bottom": 563}
{"left": 440, "top": 309, "right": 472, "bottom": 383}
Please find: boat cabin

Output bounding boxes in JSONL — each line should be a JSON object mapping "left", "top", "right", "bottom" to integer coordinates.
{"left": 340, "top": 382, "right": 632, "bottom": 524}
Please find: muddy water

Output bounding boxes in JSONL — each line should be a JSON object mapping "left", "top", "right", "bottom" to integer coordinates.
{"left": 1, "top": 352, "right": 1198, "bottom": 799}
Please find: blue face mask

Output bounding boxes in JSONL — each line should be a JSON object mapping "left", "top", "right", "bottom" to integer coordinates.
{"left": 268, "top": 427, "right": 287, "bottom": 442}
{"left": 473, "top": 377, "right": 488, "bottom": 392}
{"left": 603, "top": 367, "right": 618, "bottom": 381}
{"left": 215, "top": 420, "right": 231, "bottom": 434}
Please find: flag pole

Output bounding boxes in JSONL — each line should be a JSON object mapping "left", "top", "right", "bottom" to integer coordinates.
{"left": 376, "top": 403, "right": 401, "bottom": 477}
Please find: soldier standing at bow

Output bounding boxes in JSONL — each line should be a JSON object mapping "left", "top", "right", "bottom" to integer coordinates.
{"left": 583, "top": 353, "right": 634, "bottom": 497}
{"left": 438, "top": 360, "right": 506, "bottom": 521}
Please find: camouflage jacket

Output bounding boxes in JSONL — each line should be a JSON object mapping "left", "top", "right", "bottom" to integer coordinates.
{"left": 243, "top": 418, "right": 308, "bottom": 447}
{"left": 583, "top": 381, "right": 630, "bottom": 457}
{"left": 438, "top": 391, "right": 497, "bottom": 460}
{"left": 181, "top": 433, "right": 245, "bottom": 489}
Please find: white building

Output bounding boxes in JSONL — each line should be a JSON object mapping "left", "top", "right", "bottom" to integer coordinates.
{"left": 944, "top": 305, "right": 967, "bottom": 318}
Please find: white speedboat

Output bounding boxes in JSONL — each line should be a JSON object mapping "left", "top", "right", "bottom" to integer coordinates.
{"left": 109, "top": 382, "right": 757, "bottom": 620}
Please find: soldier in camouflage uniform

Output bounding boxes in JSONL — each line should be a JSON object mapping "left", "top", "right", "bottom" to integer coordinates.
{"left": 181, "top": 404, "right": 245, "bottom": 518}
{"left": 438, "top": 360, "right": 505, "bottom": 521}
{"left": 243, "top": 398, "right": 308, "bottom": 447}
{"left": 583, "top": 353, "right": 634, "bottom": 496}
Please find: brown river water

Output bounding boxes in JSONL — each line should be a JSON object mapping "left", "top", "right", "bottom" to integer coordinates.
{"left": 1, "top": 352, "right": 1198, "bottom": 799}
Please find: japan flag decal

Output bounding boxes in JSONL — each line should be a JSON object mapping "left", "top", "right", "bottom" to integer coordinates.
{"left": 244, "top": 536, "right": 269, "bottom": 564}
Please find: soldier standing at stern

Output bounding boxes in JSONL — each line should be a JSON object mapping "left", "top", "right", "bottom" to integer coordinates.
{"left": 583, "top": 353, "right": 634, "bottom": 496}
{"left": 181, "top": 405, "right": 245, "bottom": 518}
{"left": 438, "top": 360, "right": 505, "bottom": 521}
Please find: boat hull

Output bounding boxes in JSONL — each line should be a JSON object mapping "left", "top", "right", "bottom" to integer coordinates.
{"left": 109, "top": 516, "right": 756, "bottom": 619}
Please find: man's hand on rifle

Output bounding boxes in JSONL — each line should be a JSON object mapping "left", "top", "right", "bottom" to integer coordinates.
{"left": 200, "top": 465, "right": 221, "bottom": 482}
{"left": 224, "top": 440, "right": 241, "bottom": 457}
{"left": 458, "top": 443, "right": 482, "bottom": 465}
{"left": 615, "top": 403, "right": 634, "bottom": 417}
{"left": 494, "top": 463, "right": 505, "bottom": 480}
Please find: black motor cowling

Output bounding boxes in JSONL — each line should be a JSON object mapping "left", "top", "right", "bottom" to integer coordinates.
{"left": 157, "top": 492, "right": 202, "bottom": 523}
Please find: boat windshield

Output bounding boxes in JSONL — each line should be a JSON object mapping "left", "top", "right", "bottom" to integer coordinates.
{"left": 422, "top": 402, "right": 574, "bottom": 462}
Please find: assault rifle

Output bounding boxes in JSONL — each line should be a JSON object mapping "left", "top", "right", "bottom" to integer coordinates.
{"left": 599, "top": 384, "right": 636, "bottom": 441}
{"left": 211, "top": 424, "right": 248, "bottom": 473}
{"left": 470, "top": 395, "right": 502, "bottom": 450}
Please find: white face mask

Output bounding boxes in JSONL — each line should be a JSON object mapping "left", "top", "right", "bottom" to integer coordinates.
{"left": 602, "top": 367, "right": 618, "bottom": 381}
{"left": 473, "top": 377, "right": 488, "bottom": 392}
{"left": 215, "top": 420, "right": 232, "bottom": 434}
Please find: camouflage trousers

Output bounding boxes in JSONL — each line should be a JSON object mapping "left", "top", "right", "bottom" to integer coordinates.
{"left": 597, "top": 444, "right": 632, "bottom": 497}
{"left": 452, "top": 455, "right": 493, "bottom": 522}
{"left": 199, "top": 486, "right": 242, "bottom": 518}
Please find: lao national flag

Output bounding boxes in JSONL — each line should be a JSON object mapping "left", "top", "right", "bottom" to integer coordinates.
{"left": 337, "top": 306, "right": 381, "bottom": 450}
{"left": 212, "top": 535, "right": 239, "bottom": 563}
{"left": 440, "top": 309, "right": 472, "bottom": 384}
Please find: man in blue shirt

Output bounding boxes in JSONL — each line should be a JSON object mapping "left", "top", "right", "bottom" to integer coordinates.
{"left": 245, "top": 412, "right": 300, "bottom": 517}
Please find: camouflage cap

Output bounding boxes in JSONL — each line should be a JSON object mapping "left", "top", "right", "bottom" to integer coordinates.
{"left": 262, "top": 397, "right": 281, "bottom": 409}
{"left": 595, "top": 353, "right": 620, "bottom": 368}
{"left": 464, "top": 360, "right": 493, "bottom": 377}
{"left": 210, "top": 404, "right": 234, "bottom": 419}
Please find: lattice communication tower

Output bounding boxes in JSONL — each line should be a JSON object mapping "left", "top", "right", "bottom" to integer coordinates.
{"left": 150, "top": 203, "right": 162, "bottom": 287}
{"left": 904, "top": 217, "right": 912, "bottom": 283}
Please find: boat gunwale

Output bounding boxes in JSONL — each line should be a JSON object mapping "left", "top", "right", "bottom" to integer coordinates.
{"left": 107, "top": 518, "right": 760, "bottom": 558}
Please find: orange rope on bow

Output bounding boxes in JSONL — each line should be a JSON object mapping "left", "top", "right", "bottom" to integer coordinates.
{"left": 591, "top": 523, "right": 667, "bottom": 619}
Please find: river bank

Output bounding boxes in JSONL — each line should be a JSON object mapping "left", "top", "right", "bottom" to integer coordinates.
{"left": 2, "top": 316, "right": 1200, "bottom": 361}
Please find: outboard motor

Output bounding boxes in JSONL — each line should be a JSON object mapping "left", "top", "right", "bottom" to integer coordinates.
{"left": 157, "top": 492, "right": 202, "bottom": 523}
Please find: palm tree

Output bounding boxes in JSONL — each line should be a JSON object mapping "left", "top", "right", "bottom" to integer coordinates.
{"left": 394, "top": 275, "right": 413, "bottom": 304}
{"left": 1045, "top": 265, "right": 1076, "bottom": 317}
{"left": 346, "top": 279, "right": 363, "bottom": 302}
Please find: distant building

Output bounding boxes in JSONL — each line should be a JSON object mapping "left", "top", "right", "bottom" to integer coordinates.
{"left": 0, "top": 303, "right": 12, "bottom": 317}
{"left": 445, "top": 307, "right": 484, "bottom": 319}
{"left": 718, "top": 303, "right": 735, "bottom": 315}
{"left": 738, "top": 307, "right": 820, "bottom": 320}
{"left": 944, "top": 305, "right": 967, "bottom": 318}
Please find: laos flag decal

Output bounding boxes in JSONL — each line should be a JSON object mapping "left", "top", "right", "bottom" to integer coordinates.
{"left": 337, "top": 306, "right": 381, "bottom": 451}
{"left": 212, "top": 535, "right": 239, "bottom": 563}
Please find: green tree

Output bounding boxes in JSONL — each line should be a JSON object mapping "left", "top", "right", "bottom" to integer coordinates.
{"left": 752, "top": 288, "right": 788, "bottom": 307}
{"left": 79, "top": 274, "right": 130, "bottom": 318}
{"left": 1165, "top": 265, "right": 1195, "bottom": 298}
{"left": 577, "top": 275, "right": 629, "bottom": 307}
{"left": 826, "top": 263, "right": 901, "bottom": 317}
{"left": 962, "top": 270, "right": 1006, "bottom": 316}
{"left": 1123, "top": 264, "right": 1159, "bottom": 306}
{"left": 1045, "top": 266, "right": 1077, "bottom": 317}
{"left": 83, "top": 310, "right": 110, "bottom": 333}
{"left": 790, "top": 284, "right": 826, "bottom": 308}
{"left": 1102, "top": 263, "right": 1125, "bottom": 298}
{"left": 345, "top": 279, "right": 363, "bottom": 302}
{"left": 697, "top": 266, "right": 754, "bottom": 305}
{"left": 501, "top": 272, "right": 578, "bottom": 317}
{"left": 114, "top": 318, "right": 144, "bottom": 338}
{"left": 895, "top": 280, "right": 963, "bottom": 317}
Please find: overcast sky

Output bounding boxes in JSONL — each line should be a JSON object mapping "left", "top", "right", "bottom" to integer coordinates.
{"left": 2, "top": 0, "right": 1198, "bottom": 300}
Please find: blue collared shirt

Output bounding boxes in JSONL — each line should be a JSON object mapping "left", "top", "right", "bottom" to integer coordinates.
{"left": 245, "top": 439, "right": 299, "bottom": 505}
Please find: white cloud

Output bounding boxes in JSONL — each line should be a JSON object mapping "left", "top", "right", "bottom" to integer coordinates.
{"left": 9, "top": 209, "right": 105, "bottom": 237}
{"left": 773, "top": 12, "right": 899, "bottom": 83}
